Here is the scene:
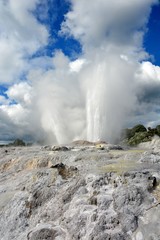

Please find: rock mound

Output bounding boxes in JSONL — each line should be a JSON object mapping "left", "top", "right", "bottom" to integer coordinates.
{"left": 72, "top": 140, "right": 95, "bottom": 146}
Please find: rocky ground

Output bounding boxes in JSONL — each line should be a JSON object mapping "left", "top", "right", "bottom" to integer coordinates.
{"left": 0, "top": 138, "right": 160, "bottom": 240}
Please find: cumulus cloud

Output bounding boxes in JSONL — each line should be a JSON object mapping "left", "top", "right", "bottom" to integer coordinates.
{"left": 61, "top": 0, "right": 156, "bottom": 51}
{"left": 0, "top": 0, "right": 160, "bottom": 144}
{"left": 6, "top": 82, "right": 32, "bottom": 106}
{"left": 0, "top": 0, "right": 48, "bottom": 83}
{"left": 0, "top": 81, "right": 44, "bottom": 141}
{"left": 0, "top": 103, "right": 46, "bottom": 141}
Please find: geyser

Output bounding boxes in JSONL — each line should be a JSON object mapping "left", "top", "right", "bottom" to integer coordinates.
{"left": 33, "top": 50, "right": 139, "bottom": 144}
{"left": 31, "top": 0, "right": 158, "bottom": 144}
{"left": 82, "top": 52, "right": 138, "bottom": 143}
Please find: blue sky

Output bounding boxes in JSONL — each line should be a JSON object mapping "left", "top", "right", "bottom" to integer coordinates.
{"left": 0, "top": 0, "right": 160, "bottom": 143}
{"left": 33, "top": 0, "right": 81, "bottom": 59}
{"left": 144, "top": 3, "right": 160, "bottom": 65}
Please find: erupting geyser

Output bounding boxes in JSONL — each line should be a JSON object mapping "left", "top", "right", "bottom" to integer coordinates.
{"left": 34, "top": 0, "right": 158, "bottom": 144}
{"left": 86, "top": 64, "right": 106, "bottom": 142}
{"left": 84, "top": 54, "right": 138, "bottom": 143}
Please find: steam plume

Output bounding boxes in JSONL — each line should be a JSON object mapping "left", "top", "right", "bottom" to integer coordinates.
{"left": 31, "top": 0, "right": 158, "bottom": 144}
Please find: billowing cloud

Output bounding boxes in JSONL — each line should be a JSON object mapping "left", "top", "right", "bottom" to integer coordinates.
{"left": 61, "top": 0, "right": 156, "bottom": 51}
{"left": 0, "top": 0, "right": 48, "bottom": 83}
{"left": 6, "top": 82, "right": 32, "bottom": 106}
{"left": 0, "top": 82, "right": 41, "bottom": 141}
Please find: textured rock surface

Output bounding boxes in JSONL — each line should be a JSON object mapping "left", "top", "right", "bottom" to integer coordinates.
{"left": 0, "top": 140, "right": 160, "bottom": 240}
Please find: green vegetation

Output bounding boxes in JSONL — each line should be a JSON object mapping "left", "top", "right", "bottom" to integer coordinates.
{"left": 9, "top": 139, "right": 26, "bottom": 146}
{"left": 122, "top": 124, "right": 160, "bottom": 146}
{"left": 127, "top": 132, "right": 152, "bottom": 146}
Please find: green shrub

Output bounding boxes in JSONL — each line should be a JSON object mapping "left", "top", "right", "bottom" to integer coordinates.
{"left": 131, "top": 124, "right": 147, "bottom": 135}
{"left": 12, "top": 139, "right": 26, "bottom": 146}
{"left": 128, "top": 132, "right": 152, "bottom": 146}
{"left": 156, "top": 125, "right": 160, "bottom": 136}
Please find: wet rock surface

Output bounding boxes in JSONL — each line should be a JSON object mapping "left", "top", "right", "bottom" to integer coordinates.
{"left": 0, "top": 140, "right": 160, "bottom": 239}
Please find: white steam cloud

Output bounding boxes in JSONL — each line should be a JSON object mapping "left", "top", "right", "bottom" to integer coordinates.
{"left": 0, "top": 0, "right": 160, "bottom": 144}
